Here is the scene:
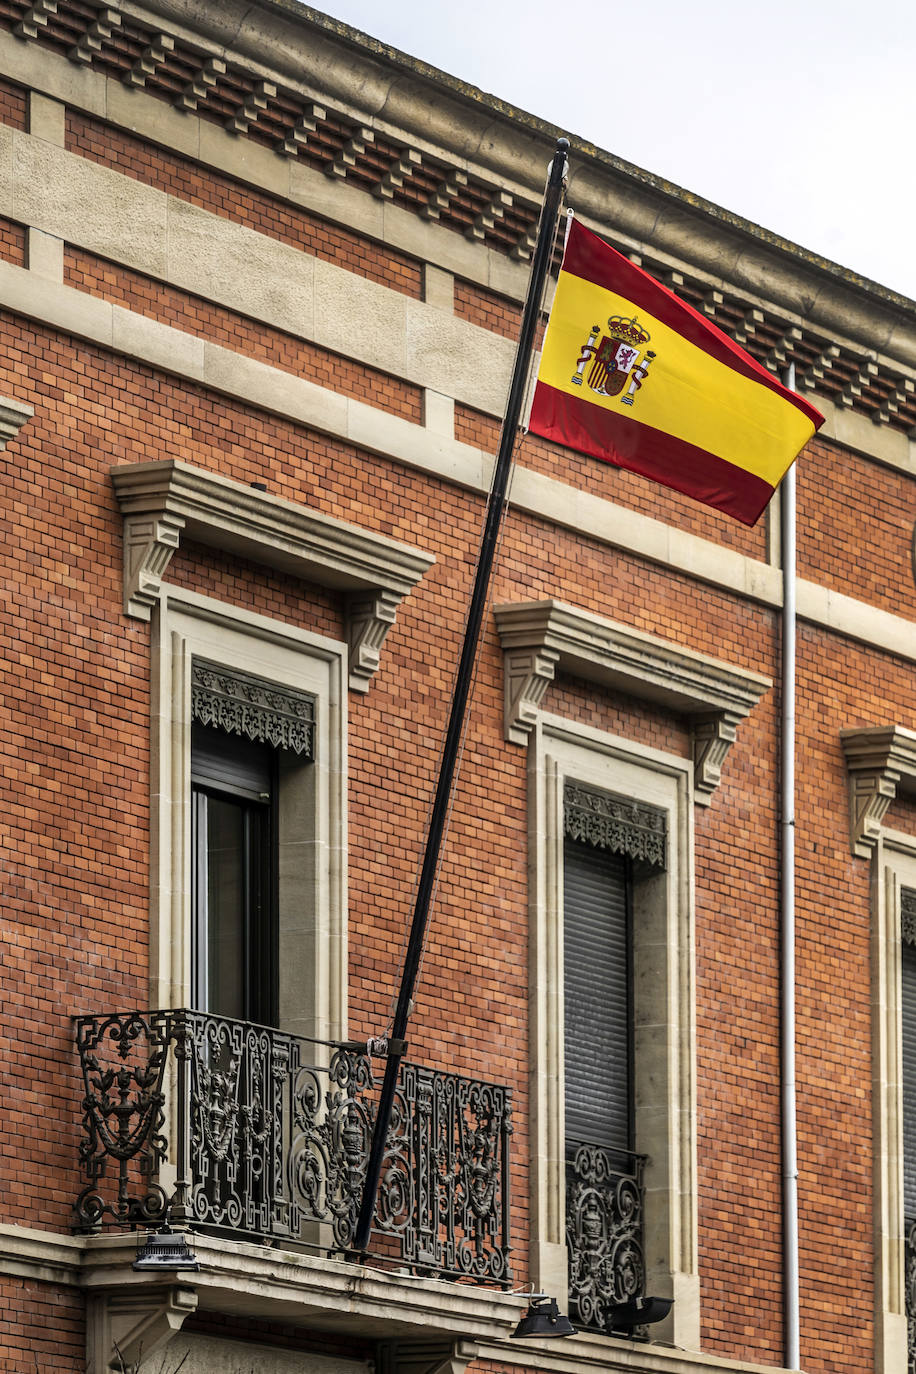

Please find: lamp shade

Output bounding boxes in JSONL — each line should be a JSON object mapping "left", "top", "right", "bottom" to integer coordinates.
{"left": 510, "top": 1295, "right": 576, "bottom": 1339}
{"left": 607, "top": 1295, "right": 672, "bottom": 1330}
{"left": 132, "top": 1221, "right": 200, "bottom": 1272}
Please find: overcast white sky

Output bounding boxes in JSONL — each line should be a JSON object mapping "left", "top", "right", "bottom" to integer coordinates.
{"left": 313, "top": 0, "right": 916, "bottom": 301}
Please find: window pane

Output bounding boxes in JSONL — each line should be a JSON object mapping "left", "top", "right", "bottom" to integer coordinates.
{"left": 207, "top": 795, "right": 247, "bottom": 1021}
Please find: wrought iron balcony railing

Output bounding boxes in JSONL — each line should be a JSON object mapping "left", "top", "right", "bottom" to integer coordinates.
{"left": 566, "top": 1139, "right": 646, "bottom": 1334}
{"left": 74, "top": 1010, "right": 512, "bottom": 1286}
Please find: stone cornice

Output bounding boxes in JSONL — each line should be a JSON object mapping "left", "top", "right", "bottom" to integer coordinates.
{"left": 5, "top": 4, "right": 916, "bottom": 400}
{"left": 840, "top": 726, "right": 916, "bottom": 858}
{"left": 0, "top": 1222, "right": 805, "bottom": 1374}
{"left": 120, "top": 0, "right": 916, "bottom": 374}
{"left": 111, "top": 459, "right": 433, "bottom": 692}
{"left": 494, "top": 599, "right": 771, "bottom": 805}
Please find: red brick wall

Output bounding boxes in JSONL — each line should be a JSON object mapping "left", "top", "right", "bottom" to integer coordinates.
{"left": 455, "top": 401, "right": 772, "bottom": 559}
{"left": 0, "top": 75, "right": 27, "bottom": 131}
{"left": 455, "top": 279, "right": 522, "bottom": 340}
{"left": 0, "top": 1277, "right": 83, "bottom": 1371}
{"left": 0, "top": 77, "right": 911, "bottom": 1374}
{"left": 798, "top": 433, "right": 916, "bottom": 616}
{"left": 64, "top": 111, "right": 423, "bottom": 300}
{"left": 63, "top": 245, "right": 423, "bottom": 423}
{"left": 0, "top": 214, "right": 26, "bottom": 267}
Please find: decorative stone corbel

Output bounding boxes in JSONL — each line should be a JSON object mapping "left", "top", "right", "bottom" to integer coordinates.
{"left": 86, "top": 1286, "right": 197, "bottom": 1374}
{"left": 0, "top": 396, "right": 33, "bottom": 447}
{"left": 376, "top": 1338, "right": 480, "bottom": 1374}
{"left": 494, "top": 599, "right": 771, "bottom": 806}
{"left": 502, "top": 644, "right": 560, "bottom": 745}
{"left": 346, "top": 590, "right": 402, "bottom": 693}
{"left": 840, "top": 726, "right": 916, "bottom": 858}
{"left": 691, "top": 712, "right": 741, "bottom": 801}
{"left": 111, "top": 460, "right": 433, "bottom": 692}
{"left": 122, "top": 511, "right": 186, "bottom": 619}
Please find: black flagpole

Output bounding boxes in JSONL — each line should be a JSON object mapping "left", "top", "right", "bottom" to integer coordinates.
{"left": 352, "top": 136, "right": 570, "bottom": 1256}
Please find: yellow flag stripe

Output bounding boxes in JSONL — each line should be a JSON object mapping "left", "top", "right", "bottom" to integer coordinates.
{"left": 539, "top": 271, "right": 815, "bottom": 487}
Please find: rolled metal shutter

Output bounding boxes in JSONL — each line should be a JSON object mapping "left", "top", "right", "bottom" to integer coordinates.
{"left": 563, "top": 836, "right": 631, "bottom": 1152}
{"left": 902, "top": 936, "right": 916, "bottom": 1217}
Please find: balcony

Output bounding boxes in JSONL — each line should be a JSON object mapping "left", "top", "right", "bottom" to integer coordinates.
{"left": 74, "top": 1009, "right": 512, "bottom": 1288}
{"left": 566, "top": 1140, "right": 647, "bottom": 1335}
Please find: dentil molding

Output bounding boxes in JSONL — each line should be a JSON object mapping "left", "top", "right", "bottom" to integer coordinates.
{"left": 111, "top": 460, "right": 434, "bottom": 692}
{"left": 493, "top": 599, "right": 771, "bottom": 805}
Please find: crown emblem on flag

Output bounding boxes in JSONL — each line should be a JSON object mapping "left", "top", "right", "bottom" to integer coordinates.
{"left": 606, "top": 314, "right": 651, "bottom": 346}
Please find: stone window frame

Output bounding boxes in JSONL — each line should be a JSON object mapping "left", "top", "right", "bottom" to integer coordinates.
{"left": 110, "top": 457, "right": 434, "bottom": 1037}
{"left": 150, "top": 585, "right": 348, "bottom": 1043}
{"left": 528, "top": 713, "right": 699, "bottom": 1349}
{"left": 496, "top": 598, "right": 772, "bottom": 1352}
{"left": 841, "top": 725, "right": 916, "bottom": 1369}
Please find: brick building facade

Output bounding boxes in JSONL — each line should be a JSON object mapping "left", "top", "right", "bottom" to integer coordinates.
{"left": 1, "top": 3, "right": 915, "bottom": 1372}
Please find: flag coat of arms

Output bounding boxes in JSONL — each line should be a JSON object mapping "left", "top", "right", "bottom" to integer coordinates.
{"left": 528, "top": 218, "right": 825, "bottom": 525}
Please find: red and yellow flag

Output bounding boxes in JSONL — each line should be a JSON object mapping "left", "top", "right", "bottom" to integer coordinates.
{"left": 528, "top": 219, "right": 824, "bottom": 525}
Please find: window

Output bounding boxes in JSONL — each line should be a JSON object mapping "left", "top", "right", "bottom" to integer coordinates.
{"left": 840, "top": 727, "right": 916, "bottom": 1369}
{"left": 903, "top": 889, "right": 916, "bottom": 1365}
{"left": 192, "top": 724, "right": 277, "bottom": 1023}
{"left": 527, "top": 716, "right": 699, "bottom": 1350}
{"left": 562, "top": 782, "right": 669, "bottom": 1335}
{"left": 149, "top": 587, "right": 347, "bottom": 1043}
{"left": 187, "top": 659, "right": 316, "bottom": 1027}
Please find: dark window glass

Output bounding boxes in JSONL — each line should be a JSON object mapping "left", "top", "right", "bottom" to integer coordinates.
{"left": 191, "top": 723, "right": 276, "bottom": 1025}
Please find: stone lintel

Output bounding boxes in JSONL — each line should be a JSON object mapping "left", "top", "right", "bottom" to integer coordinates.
{"left": 86, "top": 1284, "right": 197, "bottom": 1374}
{"left": 841, "top": 725, "right": 916, "bottom": 857}
{"left": 111, "top": 459, "right": 433, "bottom": 691}
{"left": 377, "top": 1339, "right": 481, "bottom": 1374}
{"left": 493, "top": 599, "right": 771, "bottom": 805}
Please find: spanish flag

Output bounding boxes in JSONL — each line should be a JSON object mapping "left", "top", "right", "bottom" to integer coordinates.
{"left": 529, "top": 219, "right": 824, "bottom": 525}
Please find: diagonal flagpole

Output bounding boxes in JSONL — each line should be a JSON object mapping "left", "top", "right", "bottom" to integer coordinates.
{"left": 351, "top": 136, "right": 570, "bottom": 1256}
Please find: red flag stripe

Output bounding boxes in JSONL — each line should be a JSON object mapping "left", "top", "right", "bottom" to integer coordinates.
{"left": 529, "top": 380, "right": 774, "bottom": 526}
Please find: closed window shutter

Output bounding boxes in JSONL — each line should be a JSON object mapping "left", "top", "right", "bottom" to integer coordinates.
{"left": 564, "top": 836, "right": 630, "bottom": 1151}
{"left": 191, "top": 722, "right": 273, "bottom": 800}
{"left": 902, "top": 936, "right": 916, "bottom": 1217}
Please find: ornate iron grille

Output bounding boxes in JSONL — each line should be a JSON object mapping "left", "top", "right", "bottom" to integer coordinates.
{"left": 908, "top": 1217, "right": 916, "bottom": 1374}
{"left": 74, "top": 1010, "right": 511, "bottom": 1285}
{"left": 566, "top": 1140, "right": 646, "bottom": 1334}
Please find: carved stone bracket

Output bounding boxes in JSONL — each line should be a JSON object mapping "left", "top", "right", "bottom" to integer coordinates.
{"left": 111, "top": 460, "right": 433, "bottom": 692}
{"left": 502, "top": 644, "right": 560, "bottom": 745}
{"left": 841, "top": 726, "right": 916, "bottom": 858}
{"left": 0, "top": 396, "right": 33, "bottom": 447}
{"left": 494, "top": 599, "right": 771, "bottom": 806}
{"left": 376, "top": 1339, "right": 480, "bottom": 1374}
{"left": 86, "top": 1285, "right": 197, "bottom": 1374}
{"left": 122, "top": 511, "right": 185, "bottom": 620}
{"left": 346, "top": 590, "right": 402, "bottom": 693}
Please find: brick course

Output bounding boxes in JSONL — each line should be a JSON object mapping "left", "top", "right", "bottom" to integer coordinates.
{"left": 65, "top": 111, "right": 424, "bottom": 301}
{"left": 0, "top": 29, "right": 910, "bottom": 1374}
